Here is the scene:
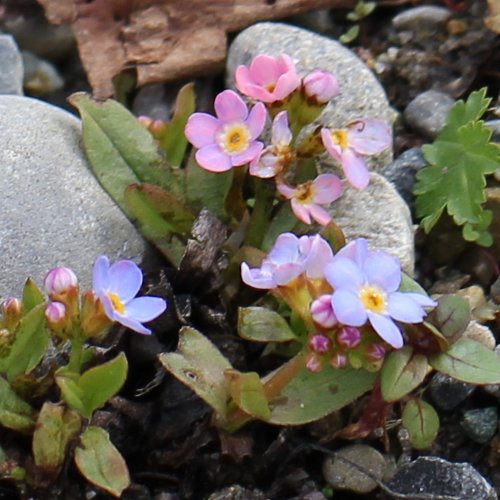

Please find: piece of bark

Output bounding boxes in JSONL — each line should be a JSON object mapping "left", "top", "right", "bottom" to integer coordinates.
{"left": 36, "top": 0, "right": 353, "bottom": 99}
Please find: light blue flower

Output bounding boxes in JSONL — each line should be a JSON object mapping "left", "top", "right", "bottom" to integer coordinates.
{"left": 93, "top": 256, "right": 167, "bottom": 335}
{"left": 325, "top": 239, "right": 436, "bottom": 348}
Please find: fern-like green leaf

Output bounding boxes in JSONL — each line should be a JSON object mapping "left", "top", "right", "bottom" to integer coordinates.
{"left": 414, "top": 88, "right": 500, "bottom": 245}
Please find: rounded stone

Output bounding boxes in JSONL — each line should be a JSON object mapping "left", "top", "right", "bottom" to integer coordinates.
{"left": 0, "top": 34, "right": 23, "bottom": 95}
{"left": 461, "top": 407, "right": 498, "bottom": 444}
{"left": 392, "top": 6, "right": 452, "bottom": 31}
{"left": 0, "top": 95, "right": 145, "bottom": 298}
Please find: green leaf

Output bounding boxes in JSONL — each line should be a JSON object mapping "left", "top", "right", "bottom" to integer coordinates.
{"left": 399, "top": 272, "right": 427, "bottom": 295}
{"left": 426, "top": 294, "right": 470, "bottom": 343}
{"left": 185, "top": 153, "right": 233, "bottom": 220}
{"left": 0, "top": 304, "right": 49, "bottom": 382}
{"left": 415, "top": 88, "right": 500, "bottom": 244}
{"left": 57, "top": 353, "right": 128, "bottom": 419}
{"left": 159, "top": 83, "right": 195, "bottom": 167}
{"left": 238, "top": 307, "right": 297, "bottom": 343}
{"left": 339, "top": 25, "right": 360, "bottom": 44}
{"left": 33, "top": 402, "right": 81, "bottom": 473}
{"left": 22, "top": 278, "right": 45, "bottom": 313}
{"left": 380, "top": 347, "right": 429, "bottom": 402}
{"left": 402, "top": 398, "right": 439, "bottom": 449}
{"left": 69, "top": 92, "right": 184, "bottom": 215}
{"left": 158, "top": 326, "right": 233, "bottom": 419}
{"left": 267, "top": 366, "right": 376, "bottom": 425}
{"left": 262, "top": 203, "right": 299, "bottom": 252}
{"left": 226, "top": 370, "right": 271, "bottom": 420}
{"left": 74, "top": 426, "right": 130, "bottom": 497}
{"left": 0, "top": 376, "right": 34, "bottom": 432}
{"left": 429, "top": 338, "right": 500, "bottom": 384}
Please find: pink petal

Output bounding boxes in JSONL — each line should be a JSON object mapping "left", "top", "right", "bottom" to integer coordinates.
{"left": 368, "top": 313, "right": 403, "bottom": 348}
{"left": 214, "top": 90, "right": 248, "bottom": 122}
{"left": 238, "top": 83, "right": 275, "bottom": 103}
{"left": 272, "top": 111, "right": 292, "bottom": 146}
{"left": 341, "top": 148, "right": 370, "bottom": 189}
{"left": 275, "top": 54, "right": 297, "bottom": 75}
{"left": 304, "top": 236, "right": 334, "bottom": 279}
{"left": 273, "top": 262, "right": 305, "bottom": 286}
{"left": 234, "top": 65, "right": 253, "bottom": 95}
{"left": 231, "top": 141, "right": 263, "bottom": 166}
{"left": 185, "top": 113, "right": 220, "bottom": 148}
{"left": 241, "top": 263, "right": 275, "bottom": 290}
{"left": 249, "top": 54, "right": 281, "bottom": 86}
{"left": 196, "top": 144, "right": 232, "bottom": 172}
{"left": 291, "top": 199, "right": 312, "bottom": 224}
{"left": 347, "top": 119, "right": 392, "bottom": 155}
{"left": 321, "top": 128, "right": 342, "bottom": 161}
{"left": 246, "top": 102, "right": 267, "bottom": 139}
{"left": 312, "top": 174, "right": 343, "bottom": 204}
{"left": 249, "top": 151, "right": 280, "bottom": 178}
{"left": 273, "top": 71, "right": 301, "bottom": 100}
{"left": 308, "top": 204, "right": 332, "bottom": 226}
{"left": 276, "top": 182, "right": 295, "bottom": 200}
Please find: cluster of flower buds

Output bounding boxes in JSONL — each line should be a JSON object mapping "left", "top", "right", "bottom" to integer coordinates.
{"left": 242, "top": 234, "right": 436, "bottom": 372}
{"left": 185, "top": 53, "right": 392, "bottom": 227}
{"left": 43, "top": 256, "right": 167, "bottom": 341}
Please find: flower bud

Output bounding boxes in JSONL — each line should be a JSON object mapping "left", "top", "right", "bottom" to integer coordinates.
{"left": 44, "top": 267, "right": 78, "bottom": 302}
{"left": 310, "top": 295, "right": 336, "bottom": 328}
{"left": 303, "top": 70, "right": 339, "bottom": 104}
{"left": 308, "top": 333, "right": 332, "bottom": 354}
{"left": 1, "top": 297, "right": 22, "bottom": 329}
{"left": 80, "top": 290, "right": 112, "bottom": 339}
{"left": 45, "top": 302, "right": 69, "bottom": 337}
{"left": 330, "top": 352, "right": 347, "bottom": 369}
{"left": 337, "top": 326, "right": 362, "bottom": 349}
{"left": 365, "top": 343, "right": 386, "bottom": 361}
{"left": 306, "top": 353, "right": 324, "bottom": 373}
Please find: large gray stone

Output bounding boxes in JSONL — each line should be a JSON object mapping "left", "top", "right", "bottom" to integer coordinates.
{"left": 0, "top": 95, "right": 145, "bottom": 298}
{"left": 227, "top": 22, "right": 395, "bottom": 171}
{"left": 0, "top": 34, "right": 23, "bottom": 95}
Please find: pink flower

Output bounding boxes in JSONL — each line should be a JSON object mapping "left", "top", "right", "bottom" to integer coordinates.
{"left": 321, "top": 119, "right": 392, "bottom": 189}
{"left": 44, "top": 266, "right": 79, "bottom": 301}
{"left": 302, "top": 70, "right": 339, "bottom": 104}
{"left": 250, "top": 111, "right": 293, "bottom": 178}
{"left": 310, "top": 294, "right": 337, "bottom": 328}
{"left": 241, "top": 233, "right": 333, "bottom": 290}
{"left": 235, "top": 54, "right": 301, "bottom": 103}
{"left": 277, "top": 174, "right": 343, "bottom": 226}
{"left": 185, "top": 90, "right": 266, "bottom": 172}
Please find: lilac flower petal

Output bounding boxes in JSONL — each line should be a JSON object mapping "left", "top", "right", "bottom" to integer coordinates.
{"left": 113, "top": 312, "right": 152, "bottom": 335}
{"left": 336, "top": 238, "right": 369, "bottom": 266}
{"left": 93, "top": 256, "right": 110, "bottom": 293}
{"left": 249, "top": 54, "right": 281, "bottom": 86}
{"left": 308, "top": 204, "right": 332, "bottom": 226}
{"left": 403, "top": 292, "right": 437, "bottom": 308}
{"left": 214, "top": 90, "right": 248, "bottom": 122}
{"left": 276, "top": 182, "right": 295, "bottom": 200}
{"left": 273, "top": 262, "right": 305, "bottom": 286}
{"left": 249, "top": 152, "right": 280, "bottom": 178}
{"left": 99, "top": 293, "right": 117, "bottom": 322}
{"left": 312, "top": 174, "right": 343, "bottom": 203}
{"left": 347, "top": 119, "right": 392, "bottom": 155}
{"left": 331, "top": 289, "right": 367, "bottom": 326}
{"left": 290, "top": 199, "right": 312, "bottom": 225}
{"left": 247, "top": 102, "right": 267, "bottom": 139}
{"left": 272, "top": 111, "right": 292, "bottom": 146}
{"left": 108, "top": 260, "right": 143, "bottom": 301}
{"left": 184, "top": 113, "right": 220, "bottom": 148}
{"left": 304, "top": 236, "right": 334, "bottom": 279}
{"left": 341, "top": 148, "right": 370, "bottom": 189}
{"left": 241, "top": 263, "right": 275, "bottom": 289}
{"left": 387, "top": 292, "right": 428, "bottom": 323}
{"left": 368, "top": 312, "right": 403, "bottom": 348}
{"left": 196, "top": 144, "right": 232, "bottom": 172}
{"left": 321, "top": 128, "right": 342, "bottom": 162}
{"left": 268, "top": 233, "right": 300, "bottom": 264}
{"left": 325, "top": 257, "right": 364, "bottom": 292}
{"left": 230, "top": 141, "right": 263, "bottom": 166}
{"left": 363, "top": 252, "right": 401, "bottom": 292}
{"left": 125, "top": 296, "right": 167, "bottom": 322}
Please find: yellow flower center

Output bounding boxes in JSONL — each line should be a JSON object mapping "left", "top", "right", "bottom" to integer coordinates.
{"left": 359, "top": 286, "right": 387, "bottom": 314}
{"left": 330, "top": 129, "right": 349, "bottom": 149}
{"left": 108, "top": 292, "right": 125, "bottom": 314}
{"left": 295, "top": 181, "right": 315, "bottom": 204}
{"left": 219, "top": 124, "right": 251, "bottom": 155}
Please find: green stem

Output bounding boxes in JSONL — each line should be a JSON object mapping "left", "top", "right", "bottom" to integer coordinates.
{"left": 244, "top": 178, "right": 274, "bottom": 249}
{"left": 67, "top": 337, "right": 84, "bottom": 374}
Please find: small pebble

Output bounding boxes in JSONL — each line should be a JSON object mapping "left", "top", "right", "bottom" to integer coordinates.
{"left": 485, "top": 120, "right": 500, "bottom": 143}
{"left": 322, "top": 444, "right": 387, "bottom": 494}
{"left": 392, "top": 6, "right": 452, "bottom": 31}
{"left": 461, "top": 407, "right": 498, "bottom": 444}
{"left": 491, "top": 276, "right": 500, "bottom": 304}
{"left": 462, "top": 321, "right": 496, "bottom": 350}
{"left": 0, "top": 34, "right": 23, "bottom": 95}
{"left": 429, "top": 372, "right": 475, "bottom": 411}
{"left": 22, "top": 51, "right": 64, "bottom": 96}
{"left": 404, "top": 90, "right": 455, "bottom": 139}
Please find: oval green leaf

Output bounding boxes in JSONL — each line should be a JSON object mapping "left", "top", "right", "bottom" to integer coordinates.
{"left": 0, "top": 376, "right": 34, "bottom": 432}
{"left": 226, "top": 370, "right": 271, "bottom": 420}
{"left": 426, "top": 294, "right": 471, "bottom": 343}
{"left": 402, "top": 398, "right": 439, "bottom": 449}
{"left": 381, "top": 346, "right": 429, "bottom": 402}
{"left": 74, "top": 426, "right": 130, "bottom": 497}
{"left": 429, "top": 338, "right": 500, "bottom": 384}
{"left": 238, "top": 307, "right": 297, "bottom": 343}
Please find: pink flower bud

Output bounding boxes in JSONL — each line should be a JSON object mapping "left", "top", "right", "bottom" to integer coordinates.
{"left": 330, "top": 352, "right": 347, "bottom": 369}
{"left": 1, "top": 297, "right": 22, "bottom": 327}
{"left": 137, "top": 115, "right": 152, "bottom": 128}
{"left": 44, "top": 267, "right": 78, "bottom": 301}
{"left": 306, "top": 353, "right": 324, "bottom": 373}
{"left": 308, "top": 333, "right": 332, "bottom": 354}
{"left": 303, "top": 70, "right": 339, "bottom": 104}
{"left": 45, "top": 302, "right": 66, "bottom": 325}
{"left": 310, "top": 295, "right": 337, "bottom": 328}
{"left": 337, "top": 326, "right": 362, "bottom": 349}
{"left": 365, "top": 343, "right": 386, "bottom": 361}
